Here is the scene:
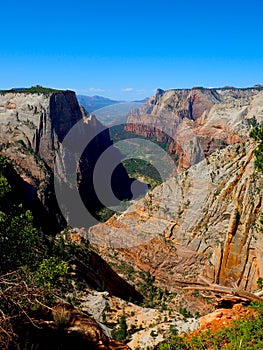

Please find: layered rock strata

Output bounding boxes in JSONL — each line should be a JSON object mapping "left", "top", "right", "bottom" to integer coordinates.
{"left": 90, "top": 88, "right": 263, "bottom": 292}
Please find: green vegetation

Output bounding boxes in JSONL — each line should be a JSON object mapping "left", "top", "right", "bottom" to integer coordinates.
{"left": 0, "top": 156, "right": 46, "bottom": 274}
{"left": 157, "top": 302, "right": 263, "bottom": 349}
{"left": 108, "top": 257, "right": 176, "bottom": 311}
{"left": 179, "top": 307, "right": 193, "bottom": 319}
{"left": 95, "top": 206, "right": 116, "bottom": 222}
{"left": 219, "top": 86, "right": 263, "bottom": 91}
{"left": 0, "top": 85, "right": 64, "bottom": 95}
{"left": 136, "top": 270, "right": 174, "bottom": 309}
{"left": 257, "top": 277, "right": 263, "bottom": 290}
{"left": 95, "top": 199, "right": 132, "bottom": 222}
{"left": 110, "top": 124, "right": 177, "bottom": 189}
{"left": 0, "top": 157, "right": 11, "bottom": 198}
{"left": 0, "top": 155, "right": 96, "bottom": 348}
{"left": 250, "top": 125, "right": 263, "bottom": 172}
{"left": 150, "top": 329, "right": 158, "bottom": 337}
{"left": 111, "top": 314, "right": 128, "bottom": 341}
{"left": 123, "top": 158, "right": 162, "bottom": 188}
{"left": 33, "top": 257, "right": 69, "bottom": 291}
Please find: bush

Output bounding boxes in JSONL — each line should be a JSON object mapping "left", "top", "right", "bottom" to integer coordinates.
{"left": 257, "top": 277, "right": 263, "bottom": 290}
{"left": 250, "top": 126, "right": 263, "bottom": 173}
{"left": 0, "top": 155, "right": 48, "bottom": 273}
{"left": 33, "top": 257, "right": 69, "bottom": 291}
{"left": 111, "top": 315, "right": 128, "bottom": 341}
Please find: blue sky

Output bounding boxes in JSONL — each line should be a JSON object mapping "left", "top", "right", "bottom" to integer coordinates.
{"left": 1, "top": 0, "right": 263, "bottom": 100}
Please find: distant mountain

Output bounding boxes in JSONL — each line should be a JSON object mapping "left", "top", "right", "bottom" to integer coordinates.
{"left": 77, "top": 95, "right": 148, "bottom": 126}
{"left": 77, "top": 95, "right": 120, "bottom": 113}
{"left": 133, "top": 97, "right": 149, "bottom": 103}
{"left": 91, "top": 101, "right": 145, "bottom": 126}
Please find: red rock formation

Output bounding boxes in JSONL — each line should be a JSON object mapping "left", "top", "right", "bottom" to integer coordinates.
{"left": 125, "top": 87, "right": 263, "bottom": 171}
{"left": 90, "top": 89, "right": 263, "bottom": 295}
{"left": 199, "top": 304, "right": 253, "bottom": 331}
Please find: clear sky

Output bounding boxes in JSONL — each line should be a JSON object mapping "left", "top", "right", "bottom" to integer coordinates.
{"left": 1, "top": 0, "right": 263, "bottom": 100}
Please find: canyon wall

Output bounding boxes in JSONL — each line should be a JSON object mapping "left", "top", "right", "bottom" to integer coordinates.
{"left": 126, "top": 87, "right": 263, "bottom": 169}
{"left": 90, "top": 88, "right": 263, "bottom": 291}
{"left": 0, "top": 90, "right": 131, "bottom": 231}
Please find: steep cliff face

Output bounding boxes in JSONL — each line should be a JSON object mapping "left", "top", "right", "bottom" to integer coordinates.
{"left": 90, "top": 88, "right": 263, "bottom": 292}
{"left": 90, "top": 141, "right": 263, "bottom": 291}
{"left": 0, "top": 90, "right": 131, "bottom": 231}
{"left": 125, "top": 87, "right": 263, "bottom": 169}
{"left": 0, "top": 91, "right": 81, "bottom": 230}
{"left": 34, "top": 91, "right": 84, "bottom": 167}
{"left": 0, "top": 91, "right": 82, "bottom": 166}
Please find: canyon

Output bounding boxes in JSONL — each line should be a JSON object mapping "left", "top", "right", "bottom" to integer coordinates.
{"left": 90, "top": 86, "right": 263, "bottom": 290}
{"left": 1, "top": 86, "right": 263, "bottom": 349}
{"left": 89, "top": 87, "right": 263, "bottom": 347}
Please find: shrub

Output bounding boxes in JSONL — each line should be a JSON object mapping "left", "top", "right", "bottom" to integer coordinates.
{"left": 257, "top": 277, "right": 263, "bottom": 290}
{"left": 150, "top": 330, "right": 158, "bottom": 337}
{"left": 33, "top": 257, "right": 69, "bottom": 291}
{"left": 250, "top": 126, "right": 263, "bottom": 173}
{"left": 111, "top": 315, "right": 128, "bottom": 341}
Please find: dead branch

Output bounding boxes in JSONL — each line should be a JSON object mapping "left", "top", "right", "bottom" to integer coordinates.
{"left": 199, "top": 292, "right": 215, "bottom": 299}
{"left": 35, "top": 298, "right": 53, "bottom": 311}
{"left": 184, "top": 278, "right": 263, "bottom": 303}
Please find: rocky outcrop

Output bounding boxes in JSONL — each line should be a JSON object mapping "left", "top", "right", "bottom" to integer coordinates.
{"left": 0, "top": 91, "right": 82, "bottom": 166}
{"left": 64, "top": 228, "right": 142, "bottom": 302}
{"left": 75, "top": 288, "right": 199, "bottom": 350}
{"left": 0, "top": 90, "right": 132, "bottom": 231}
{"left": 199, "top": 304, "right": 254, "bottom": 331}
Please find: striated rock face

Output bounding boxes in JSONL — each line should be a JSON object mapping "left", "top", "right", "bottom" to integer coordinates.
{"left": 90, "top": 141, "right": 263, "bottom": 291}
{"left": 0, "top": 90, "right": 132, "bottom": 231}
{"left": 125, "top": 87, "right": 263, "bottom": 170}
{"left": 0, "top": 91, "right": 82, "bottom": 166}
{"left": 90, "top": 88, "right": 263, "bottom": 292}
{"left": 0, "top": 90, "right": 83, "bottom": 230}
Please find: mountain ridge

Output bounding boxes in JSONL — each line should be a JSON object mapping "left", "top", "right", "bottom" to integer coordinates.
{"left": 77, "top": 94, "right": 120, "bottom": 113}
